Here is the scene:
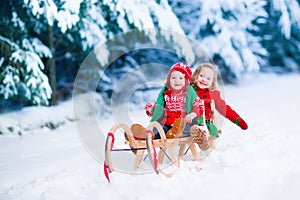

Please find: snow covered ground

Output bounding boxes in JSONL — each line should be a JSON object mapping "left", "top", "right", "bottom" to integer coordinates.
{"left": 1, "top": 74, "right": 300, "bottom": 200}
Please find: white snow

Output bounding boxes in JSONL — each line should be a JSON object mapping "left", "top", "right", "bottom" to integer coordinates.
{"left": 56, "top": 0, "right": 82, "bottom": 33}
{"left": 25, "top": 0, "right": 82, "bottom": 33}
{"left": 272, "top": 0, "right": 300, "bottom": 38}
{"left": 0, "top": 66, "right": 19, "bottom": 99}
{"left": 1, "top": 74, "right": 300, "bottom": 199}
{"left": 24, "top": 0, "right": 58, "bottom": 27}
{"left": 10, "top": 50, "right": 52, "bottom": 104}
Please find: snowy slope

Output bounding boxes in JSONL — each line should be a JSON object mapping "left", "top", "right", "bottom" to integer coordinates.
{"left": 1, "top": 74, "right": 300, "bottom": 200}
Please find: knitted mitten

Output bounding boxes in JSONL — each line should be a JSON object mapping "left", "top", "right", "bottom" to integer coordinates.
{"left": 234, "top": 117, "right": 248, "bottom": 130}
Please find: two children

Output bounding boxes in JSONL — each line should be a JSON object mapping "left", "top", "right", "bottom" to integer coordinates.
{"left": 145, "top": 62, "right": 248, "bottom": 150}
{"left": 145, "top": 62, "right": 210, "bottom": 150}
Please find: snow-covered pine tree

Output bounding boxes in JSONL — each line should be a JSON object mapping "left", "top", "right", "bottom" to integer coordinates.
{"left": 260, "top": 0, "right": 300, "bottom": 72}
{"left": 1, "top": 0, "right": 196, "bottom": 110}
{"left": 169, "top": 0, "right": 269, "bottom": 83}
{"left": 74, "top": 0, "right": 196, "bottom": 100}
{"left": 0, "top": 0, "right": 110, "bottom": 108}
{"left": 0, "top": 3, "right": 52, "bottom": 108}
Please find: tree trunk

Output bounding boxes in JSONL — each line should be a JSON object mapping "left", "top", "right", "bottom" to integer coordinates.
{"left": 47, "top": 25, "right": 57, "bottom": 105}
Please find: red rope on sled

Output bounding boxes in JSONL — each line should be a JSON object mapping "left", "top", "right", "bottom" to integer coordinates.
{"left": 152, "top": 139, "right": 158, "bottom": 173}
{"left": 104, "top": 132, "right": 115, "bottom": 183}
{"left": 108, "top": 132, "right": 115, "bottom": 149}
{"left": 146, "top": 130, "right": 158, "bottom": 173}
{"left": 104, "top": 161, "right": 110, "bottom": 183}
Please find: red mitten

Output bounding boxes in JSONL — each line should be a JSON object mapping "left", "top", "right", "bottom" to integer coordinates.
{"left": 234, "top": 117, "right": 248, "bottom": 130}
{"left": 145, "top": 102, "right": 154, "bottom": 116}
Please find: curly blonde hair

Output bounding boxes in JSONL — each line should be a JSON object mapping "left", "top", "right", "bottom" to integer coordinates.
{"left": 191, "top": 63, "right": 218, "bottom": 90}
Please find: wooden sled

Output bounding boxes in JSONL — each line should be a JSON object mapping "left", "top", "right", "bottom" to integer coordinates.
{"left": 104, "top": 121, "right": 205, "bottom": 182}
{"left": 104, "top": 101, "right": 221, "bottom": 182}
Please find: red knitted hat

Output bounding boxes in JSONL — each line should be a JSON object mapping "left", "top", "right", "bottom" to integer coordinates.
{"left": 166, "top": 62, "right": 192, "bottom": 88}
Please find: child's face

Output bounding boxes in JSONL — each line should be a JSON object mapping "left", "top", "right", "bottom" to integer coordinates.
{"left": 196, "top": 67, "right": 214, "bottom": 89}
{"left": 169, "top": 71, "right": 186, "bottom": 91}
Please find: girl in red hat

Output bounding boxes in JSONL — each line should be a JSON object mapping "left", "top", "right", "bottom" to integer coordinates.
{"left": 145, "top": 62, "right": 208, "bottom": 149}
{"left": 191, "top": 63, "right": 248, "bottom": 142}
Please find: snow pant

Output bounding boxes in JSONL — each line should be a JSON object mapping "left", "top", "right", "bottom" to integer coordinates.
{"left": 153, "top": 124, "right": 192, "bottom": 139}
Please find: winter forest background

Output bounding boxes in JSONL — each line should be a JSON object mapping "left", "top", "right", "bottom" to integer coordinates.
{"left": 1, "top": 0, "right": 300, "bottom": 111}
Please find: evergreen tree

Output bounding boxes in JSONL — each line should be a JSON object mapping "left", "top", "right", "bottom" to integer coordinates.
{"left": 0, "top": 1, "right": 52, "bottom": 108}
{"left": 73, "top": 0, "right": 196, "bottom": 100}
{"left": 169, "top": 0, "right": 269, "bottom": 83}
{"left": 1, "top": 0, "right": 192, "bottom": 110}
{"left": 260, "top": 0, "right": 300, "bottom": 72}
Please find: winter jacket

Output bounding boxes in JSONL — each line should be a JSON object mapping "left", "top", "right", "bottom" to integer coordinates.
{"left": 150, "top": 85, "right": 204, "bottom": 126}
{"left": 195, "top": 88, "right": 240, "bottom": 124}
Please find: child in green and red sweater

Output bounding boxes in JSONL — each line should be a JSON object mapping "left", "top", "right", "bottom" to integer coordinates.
{"left": 145, "top": 62, "right": 206, "bottom": 141}
{"left": 191, "top": 63, "right": 248, "bottom": 139}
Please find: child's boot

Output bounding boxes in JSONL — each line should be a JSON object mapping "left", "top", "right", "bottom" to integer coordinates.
{"left": 190, "top": 125, "right": 209, "bottom": 150}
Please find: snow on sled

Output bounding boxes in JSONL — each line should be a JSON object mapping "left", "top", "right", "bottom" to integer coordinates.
{"left": 103, "top": 119, "right": 216, "bottom": 182}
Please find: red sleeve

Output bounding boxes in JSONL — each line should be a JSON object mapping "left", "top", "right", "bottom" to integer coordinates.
{"left": 190, "top": 96, "right": 204, "bottom": 119}
{"left": 211, "top": 90, "right": 239, "bottom": 123}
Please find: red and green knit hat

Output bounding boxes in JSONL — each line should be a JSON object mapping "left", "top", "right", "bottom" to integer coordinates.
{"left": 166, "top": 62, "right": 192, "bottom": 88}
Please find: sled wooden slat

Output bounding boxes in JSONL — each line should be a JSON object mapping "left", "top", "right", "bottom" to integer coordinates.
{"left": 104, "top": 133, "right": 114, "bottom": 172}
{"left": 145, "top": 121, "right": 200, "bottom": 166}
{"left": 124, "top": 137, "right": 193, "bottom": 148}
{"left": 134, "top": 149, "right": 145, "bottom": 170}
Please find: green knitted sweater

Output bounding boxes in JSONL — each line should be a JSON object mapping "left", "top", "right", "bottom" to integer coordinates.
{"left": 150, "top": 85, "right": 203, "bottom": 124}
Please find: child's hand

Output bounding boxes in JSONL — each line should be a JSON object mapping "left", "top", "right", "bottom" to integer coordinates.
{"left": 185, "top": 112, "right": 197, "bottom": 124}
{"left": 145, "top": 102, "right": 154, "bottom": 116}
{"left": 234, "top": 116, "right": 248, "bottom": 130}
